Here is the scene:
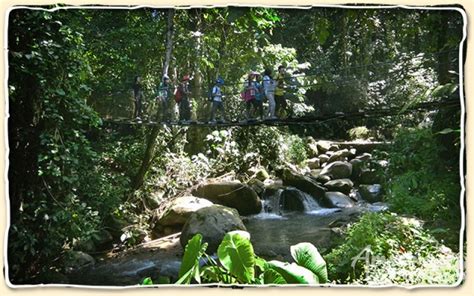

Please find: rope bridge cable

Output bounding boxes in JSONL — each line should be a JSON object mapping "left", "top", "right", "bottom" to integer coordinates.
{"left": 147, "top": 49, "right": 459, "bottom": 92}
{"left": 102, "top": 97, "right": 460, "bottom": 127}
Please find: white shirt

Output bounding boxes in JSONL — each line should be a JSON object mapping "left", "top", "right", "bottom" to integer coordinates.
{"left": 212, "top": 85, "right": 222, "bottom": 102}
{"left": 263, "top": 75, "right": 275, "bottom": 95}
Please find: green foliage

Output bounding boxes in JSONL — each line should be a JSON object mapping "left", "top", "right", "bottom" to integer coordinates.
{"left": 354, "top": 249, "right": 460, "bottom": 286}
{"left": 283, "top": 135, "right": 308, "bottom": 165}
{"left": 291, "top": 242, "right": 328, "bottom": 283}
{"left": 176, "top": 231, "right": 328, "bottom": 285}
{"left": 177, "top": 233, "right": 208, "bottom": 284}
{"left": 217, "top": 231, "right": 255, "bottom": 283}
{"left": 347, "top": 126, "right": 372, "bottom": 140}
{"left": 384, "top": 128, "right": 461, "bottom": 244}
{"left": 325, "top": 212, "right": 438, "bottom": 283}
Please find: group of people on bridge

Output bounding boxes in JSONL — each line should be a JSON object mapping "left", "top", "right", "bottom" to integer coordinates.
{"left": 132, "top": 65, "right": 292, "bottom": 124}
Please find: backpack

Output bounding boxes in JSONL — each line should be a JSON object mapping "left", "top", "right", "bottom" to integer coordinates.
{"left": 207, "top": 87, "right": 214, "bottom": 102}
{"left": 174, "top": 87, "right": 183, "bottom": 103}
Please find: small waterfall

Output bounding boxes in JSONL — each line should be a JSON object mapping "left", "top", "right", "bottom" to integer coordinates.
{"left": 254, "top": 188, "right": 286, "bottom": 219}
{"left": 254, "top": 187, "right": 331, "bottom": 218}
{"left": 298, "top": 190, "right": 322, "bottom": 212}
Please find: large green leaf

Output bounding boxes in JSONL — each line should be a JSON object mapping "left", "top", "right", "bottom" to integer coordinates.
{"left": 177, "top": 234, "right": 208, "bottom": 284}
{"left": 290, "top": 242, "right": 328, "bottom": 283}
{"left": 217, "top": 231, "right": 255, "bottom": 283}
{"left": 267, "top": 260, "right": 318, "bottom": 284}
{"left": 263, "top": 268, "right": 287, "bottom": 285}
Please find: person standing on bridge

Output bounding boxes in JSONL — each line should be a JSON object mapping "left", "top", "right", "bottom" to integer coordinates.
{"left": 274, "top": 65, "right": 289, "bottom": 119}
{"left": 132, "top": 75, "right": 143, "bottom": 120}
{"left": 263, "top": 69, "right": 277, "bottom": 119}
{"left": 156, "top": 74, "right": 172, "bottom": 122}
{"left": 209, "top": 77, "right": 227, "bottom": 123}
{"left": 176, "top": 75, "right": 192, "bottom": 123}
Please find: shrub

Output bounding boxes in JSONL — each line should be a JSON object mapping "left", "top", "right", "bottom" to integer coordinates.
{"left": 325, "top": 212, "right": 439, "bottom": 283}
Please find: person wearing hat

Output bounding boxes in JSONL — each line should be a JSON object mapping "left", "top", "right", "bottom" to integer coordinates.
{"left": 156, "top": 74, "right": 172, "bottom": 122}
{"left": 210, "top": 77, "right": 227, "bottom": 123}
{"left": 242, "top": 71, "right": 260, "bottom": 121}
{"left": 177, "top": 75, "right": 192, "bottom": 123}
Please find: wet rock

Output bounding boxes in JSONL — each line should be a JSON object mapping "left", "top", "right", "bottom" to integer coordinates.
{"left": 359, "top": 184, "right": 383, "bottom": 202}
{"left": 263, "top": 184, "right": 284, "bottom": 200}
{"left": 180, "top": 205, "right": 247, "bottom": 253}
{"left": 280, "top": 187, "right": 306, "bottom": 212}
{"left": 192, "top": 181, "right": 262, "bottom": 215}
{"left": 328, "top": 144, "right": 340, "bottom": 152}
{"left": 155, "top": 196, "right": 213, "bottom": 227}
{"left": 323, "top": 192, "right": 355, "bottom": 208}
{"left": 282, "top": 169, "right": 327, "bottom": 202}
{"left": 320, "top": 161, "right": 353, "bottom": 179}
{"left": 323, "top": 178, "right": 354, "bottom": 195}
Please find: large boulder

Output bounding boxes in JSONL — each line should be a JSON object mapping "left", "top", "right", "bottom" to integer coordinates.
{"left": 64, "top": 251, "right": 95, "bottom": 272}
{"left": 320, "top": 161, "right": 353, "bottom": 179}
{"left": 323, "top": 192, "right": 355, "bottom": 208}
{"left": 180, "top": 205, "right": 247, "bottom": 253}
{"left": 307, "top": 142, "right": 320, "bottom": 157}
{"left": 282, "top": 169, "right": 326, "bottom": 202}
{"left": 316, "top": 140, "right": 332, "bottom": 154}
{"left": 323, "top": 178, "right": 354, "bottom": 194}
{"left": 192, "top": 181, "right": 262, "bottom": 215}
{"left": 359, "top": 184, "right": 383, "bottom": 202}
{"left": 280, "top": 187, "right": 306, "bottom": 212}
{"left": 306, "top": 157, "right": 321, "bottom": 169}
{"left": 247, "top": 178, "right": 266, "bottom": 197}
{"left": 327, "top": 149, "right": 351, "bottom": 163}
{"left": 318, "top": 154, "right": 330, "bottom": 165}
{"left": 155, "top": 196, "right": 213, "bottom": 227}
{"left": 349, "top": 158, "right": 365, "bottom": 179}
{"left": 356, "top": 153, "right": 372, "bottom": 162}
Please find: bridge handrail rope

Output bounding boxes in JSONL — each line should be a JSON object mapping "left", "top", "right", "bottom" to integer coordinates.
{"left": 104, "top": 97, "right": 460, "bottom": 127}
{"left": 146, "top": 59, "right": 458, "bottom": 98}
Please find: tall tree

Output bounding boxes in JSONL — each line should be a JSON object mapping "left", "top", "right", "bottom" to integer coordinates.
{"left": 132, "top": 9, "right": 175, "bottom": 191}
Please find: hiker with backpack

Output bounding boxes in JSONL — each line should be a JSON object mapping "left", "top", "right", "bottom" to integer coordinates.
{"left": 176, "top": 75, "right": 192, "bottom": 122}
{"left": 254, "top": 73, "right": 265, "bottom": 120}
{"left": 263, "top": 69, "right": 277, "bottom": 119}
{"left": 209, "top": 77, "right": 227, "bottom": 123}
{"left": 156, "top": 74, "right": 172, "bottom": 122}
{"left": 241, "top": 72, "right": 261, "bottom": 121}
{"left": 132, "top": 75, "right": 143, "bottom": 120}
{"left": 274, "top": 65, "right": 290, "bottom": 118}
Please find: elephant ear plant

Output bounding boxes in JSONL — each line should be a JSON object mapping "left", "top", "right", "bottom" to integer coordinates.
{"left": 175, "top": 231, "right": 328, "bottom": 285}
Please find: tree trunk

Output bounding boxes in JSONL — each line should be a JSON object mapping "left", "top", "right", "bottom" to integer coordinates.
{"left": 132, "top": 9, "right": 175, "bottom": 190}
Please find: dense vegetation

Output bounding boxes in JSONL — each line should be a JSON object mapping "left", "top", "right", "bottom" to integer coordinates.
{"left": 7, "top": 6, "right": 463, "bottom": 285}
